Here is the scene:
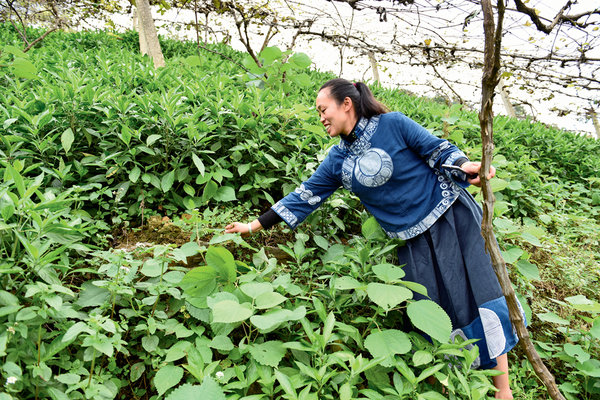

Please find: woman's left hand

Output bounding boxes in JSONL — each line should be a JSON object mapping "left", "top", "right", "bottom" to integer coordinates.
{"left": 461, "top": 161, "right": 496, "bottom": 187}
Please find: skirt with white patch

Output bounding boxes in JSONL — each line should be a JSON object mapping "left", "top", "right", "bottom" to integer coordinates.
{"left": 396, "top": 188, "right": 523, "bottom": 369}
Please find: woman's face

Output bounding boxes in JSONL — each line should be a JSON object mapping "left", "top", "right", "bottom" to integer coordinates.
{"left": 316, "top": 89, "right": 355, "bottom": 137}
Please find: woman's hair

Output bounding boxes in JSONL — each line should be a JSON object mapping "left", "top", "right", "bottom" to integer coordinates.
{"left": 319, "top": 78, "right": 389, "bottom": 118}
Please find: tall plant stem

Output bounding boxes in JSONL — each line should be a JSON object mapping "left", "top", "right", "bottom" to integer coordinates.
{"left": 478, "top": 1, "right": 565, "bottom": 399}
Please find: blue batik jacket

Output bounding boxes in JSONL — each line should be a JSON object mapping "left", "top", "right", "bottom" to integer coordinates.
{"left": 272, "top": 112, "right": 472, "bottom": 240}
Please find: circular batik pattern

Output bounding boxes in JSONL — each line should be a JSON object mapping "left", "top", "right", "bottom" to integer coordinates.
{"left": 354, "top": 148, "right": 394, "bottom": 187}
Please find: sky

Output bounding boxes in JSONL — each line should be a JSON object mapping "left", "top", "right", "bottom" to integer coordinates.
{"left": 106, "top": 0, "right": 599, "bottom": 137}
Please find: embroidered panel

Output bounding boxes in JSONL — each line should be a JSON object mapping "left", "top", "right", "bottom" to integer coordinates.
{"left": 354, "top": 148, "right": 394, "bottom": 187}
{"left": 294, "top": 184, "right": 322, "bottom": 206}
{"left": 427, "top": 141, "right": 451, "bottom": 168}
{"left": 384, "top": 173, "right": 461, "bottom": 239}
{"left": 272, "top": 201, "right": 298, "bottom": 228}
{"left": 341, "top": 156, "right": 356, "bottom": 190}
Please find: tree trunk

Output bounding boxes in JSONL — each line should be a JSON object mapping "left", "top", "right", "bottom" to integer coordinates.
{"left": 136, "top": 0, "right": 165, "bottom": 68}
{"left": 368, "top": 51, "right": 380, "bottom": 83}
{"left": 587, "top": 107, "right": 600, "bottom": 139}
{"left": 478, "top": 1, "right": 565, "bottom": 399}
{"left": 498, "top": 78, "right": 516, "bottom": 118}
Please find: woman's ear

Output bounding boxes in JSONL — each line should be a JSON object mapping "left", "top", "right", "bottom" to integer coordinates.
{"left": 343, "top": 96, "right": 353, "bottom": 111}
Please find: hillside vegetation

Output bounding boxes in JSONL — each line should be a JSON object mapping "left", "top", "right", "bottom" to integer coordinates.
{"left": 0, "top": 25, "right": 599, "bottom": 400}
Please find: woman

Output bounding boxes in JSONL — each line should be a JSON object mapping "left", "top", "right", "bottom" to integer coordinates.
{"left": 225, "top": 78, "right": 517, "bottom": 399}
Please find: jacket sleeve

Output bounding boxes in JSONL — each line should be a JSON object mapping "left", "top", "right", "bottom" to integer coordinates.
{"left": 398, "top": 114, "right": 471, "bottom": 188}
{"left": 271, "top": 152, "right": 341, "bottom": 229}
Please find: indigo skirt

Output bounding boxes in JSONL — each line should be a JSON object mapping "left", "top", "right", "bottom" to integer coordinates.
{"left": 397, "top": 188, "right": 521, "bottom": 369}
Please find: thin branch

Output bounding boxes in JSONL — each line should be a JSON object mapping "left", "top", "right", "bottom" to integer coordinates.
{"left": 23, "top": 26, "right": 58, "bottom": 52}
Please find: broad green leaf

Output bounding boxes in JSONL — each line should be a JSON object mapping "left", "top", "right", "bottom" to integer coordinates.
{"left": 249, "top": 341, "right": 286, "bottom": 367}
{"left": 161, "top": 171, "right": 175, "bottom": 193}
{"left": 165, "top": 341, "right": 192, "bottom": 363}
{"left": 362, "top": 216, "right": 385, "bottom": 240}
{"left": 255, "top": 292, "right": 287, "bottom": 309}
{"left": 12, "top": 57, "right": 37, "bottom": 79}
{"left": 192, "top": 153, "right": 206, "bottom": 176}
{"left": 589, "top": 318, "right": 600, "bottom": 340}
{"left": 180, "top": 266, "right": 217, "bottom": 300}
{"left": 576, "top": 359, "right": 600, "bottom": 377}
{"left": 260, "top": 46, "right": 283, "bottom": 64}
{"left": 210, "top": 300, "right": 253, "bottom": 323}
{"left": 240, "top": 282, "right": 273, "bottom": 299}
{"left": 515, "top": 260, "right": 540, "bottom": 281}
{"left": 537, "top": 312, "right": 569, "bottom": 325}
{"left": 184, "top": 55, "right": 203, "bottom": 67}
{"left": 214, "top": 185, "right": 236, "bottom": 202}
{"left": 129, "top": 166, "right": 141, "bottom": 183}
{"left": 289, "top": 52, "right": 312, "bottom": 68}
{"left": 274, "top": 370, "right": 296, "bottom": 399}
{"left": 563, "top": 343, "right": 590, "bottom": 363}
{"left": 210, "top": 335, "right": 234, "bottom": 352}
{"left": 501, "top": 247, "right": 524, "bottom": 264}
{"left": 372, "top": 263, "right": 405, "bottom": 283}
{"left": 130, "top": 362, "right": 145, "bottom": 382}
{"left": 250, "top": 307, "right": 306, "bottom": 331}
{"left": 63, "top": 322, "right": 90, "bottom": 342}
{"left": 202, "top": 180, "right": 218, "bottom": 201}
{"left": 76, "top": 282, "right": 110, "bottom": 308}
{"left": 61, "top": 128, "right": 74, "bottom": 153}
{"left": 55, "top": 373, "right": 80, "bottom": 385}
{"left": 146, "top": 134, "right": 162, "bottom": 146}
{"left": 413, "top": 351, "right": 434, "bottom": 367}
{"left": 367, "top": 283, "right": 412, "bottom": 312}
{"left": 520, "top": 232, "right": 542, "bottom": 247}
{"left": 141, "top": 259, "right": 165, "bottom": 277}
{"left": 334, "top": 276, "right": 362, "bottom": 290}
{"left": 365, "top": 329, "right": 411, "bottom": 367}
{"left": 206, "top": 246, "right": 236, "bottom": 283}
{"left": 407, "top": 300, "right": 452, "bottom": 343}
{"left": 155, "top": 365, "right": 184, "bottom": 396}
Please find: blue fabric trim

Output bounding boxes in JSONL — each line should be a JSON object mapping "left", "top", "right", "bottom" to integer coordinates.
{"left": 384, "top": 173, "right": 461, "bottom": 240}
{"left": 272, "top": 201, "right": 298, "bottom": 229}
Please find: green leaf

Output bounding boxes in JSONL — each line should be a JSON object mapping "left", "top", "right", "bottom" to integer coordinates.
{"left": 76, "top": 282, "right": 110, "bottom": 308}
{"left": 334, "top": 276, "right": 362, "bottom": 290}
{"left": 141, "top": 259, "right": 166, "bottom": 277}
{"left": 129, "top": 166, "right": 141, "bottom": 183}
{"left": 55, "top": 373, "right": 80, "bottom": 385}
{"left": 210, "top": 300, "right": 253, "bottom": 323}
{"left": 412, "top": 350, "right": 433, "bottom": 366}
{"left": 61, "top": 128, "right": 74, "bottom": 154}
{"left": 185, "top": 55, "right": 203, "bottom": 67}
{"left": 214, "top": 185, "right": 236, "bottom": 202}
{"left": 563, "top": 343, "right": 590, "bottom": 363}
{"left": 180, "top": 266, "right": 217, "bottom": 300}
{"left": 240, "top": 282, "right": 273, "bottom": 299}
{"left": 202, "top": 180, "right": 218, "bottom": 201}
{"left": 130, "top": 362, "right": 145, "bottom": 382}
{"left": 192, "top": 153, "right": 206, "bottom": 176}
{"left": 407, "top": 300, "right": 452, "bottom": 343}
{"left": 501, "top": 247, "right": 524, "bottom": 264}
{"left": 165, "top": 341, "right": 192, "bottom": 363}
{"left": 250, "top": 307, "right": 306, "bottom": 331}
{"left": 365, "top": 329, "right": 411, "bottom": 367}
{"left": 588, "top": 318, "right": 600, "bottom": 340}
{"left": 362, "top": 216, "right": 385, "bottom": 240}
{"left": 206, "top": 246, "right": 236, "bottom": 283}
{"left": 146, "top": 134, "right": 162, "bottom": 146}
{"left": 289, "top": 52, "right": 312, "bottom": 68}
{"left": 255, "top": 292, "right": 287, "bottom": 309}
{"left": 249, "top": 341, "right": 286, "bottom": 367}
{"left": 12, "top": 57, "right": 37, "bottom": 79}
{"left": 367, "top": 283, "right": 412, "bottom": 312}
{"left": 63, "top": 322, "right": 90, "bottom": 343}
{"left": 142, "top": 335, "right": 159, "bottom": 352}
{"left": 155, "top": 365, "right": 184, "bottom": 396}
{"left": 161, "top": 171, "right": 176, "bottom": 193}
{"left": 515, "top": 260, "right": 540, "bottom": 281}
{"left": 260, "top": 46, "right": 283, "bottom": 64}
{"left": 537, "top": 312, "right": 569, "bottom": 325}
{"left": 210, "top": 335, "right": 234, "bottom": 352}
{"left": 372, "top": 263, "right": 405, "bottom": 283}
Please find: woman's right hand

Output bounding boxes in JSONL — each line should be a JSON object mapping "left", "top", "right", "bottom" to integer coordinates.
{"left": 224, "top": 222, "right": 250, "bottom": 236}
